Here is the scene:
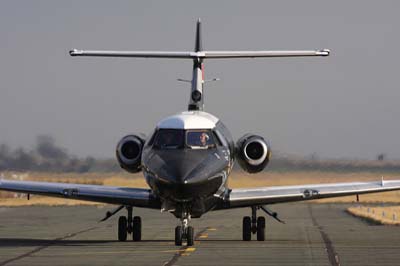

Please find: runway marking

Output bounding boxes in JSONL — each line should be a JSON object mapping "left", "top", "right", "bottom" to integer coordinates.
{"left": 161, "top": 249, "right": 183, "bottom": 253}
{"left": 198, "top": 233, "right": 208, "bottom": 239}
{"left": 308, "top": 205, "right": 341, "bottom": 266}
{"left": 162, "top": 227, "right": 210, "bottom": 266}
{"left": 0, "top": 226, "right": 98, "bottom": 266}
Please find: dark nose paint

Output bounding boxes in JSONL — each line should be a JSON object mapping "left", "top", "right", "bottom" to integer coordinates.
{"left": 148, "top": 148, "right": 228, "bottom": 184}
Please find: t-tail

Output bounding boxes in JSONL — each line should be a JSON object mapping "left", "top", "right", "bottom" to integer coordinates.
{"left": 70, "top": 19, "right": 330, "bottom": 111}
{"left": 190, "top": 18, "right": 204, "bottom": 111}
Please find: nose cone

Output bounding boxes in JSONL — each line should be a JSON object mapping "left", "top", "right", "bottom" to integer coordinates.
{"left": 163, "top": 154, "right": 201, "bottom": 184}
{"left": 149, "top": 149, "right": 227, "bottom": 183}
{"left": 145, "top": 148, "right": 229, "bottom": 200}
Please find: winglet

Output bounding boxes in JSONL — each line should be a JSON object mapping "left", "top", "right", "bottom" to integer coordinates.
{"left": 381, "top": 176, "right": 385, "bottom": 187}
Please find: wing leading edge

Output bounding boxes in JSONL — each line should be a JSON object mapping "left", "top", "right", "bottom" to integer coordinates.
{"left": 223, "top": 179, "right": 400, "bottom": 209}
{"left": 0, "top": 179, "right": 160, "bottom": 208}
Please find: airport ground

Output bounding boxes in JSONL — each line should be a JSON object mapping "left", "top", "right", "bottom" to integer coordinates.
{"left": 1, "top": 203, "right": 400, "bottom": 266}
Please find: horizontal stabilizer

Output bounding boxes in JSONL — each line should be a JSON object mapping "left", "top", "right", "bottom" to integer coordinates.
{"left": 69, "top": 49, "right": 330, "bottom": 59}
{"left": 69, "top": 49, "right": 194, "bottom": 58}
{"left": 201, "top": 49, "right": 330, "bottom": 58}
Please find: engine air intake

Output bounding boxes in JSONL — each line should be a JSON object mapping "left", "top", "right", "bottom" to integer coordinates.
{"left": 116, "top": 135, "right": 146, "bottom": 173}
{"left": 236, "top": 134, "right": 271, "bottom": 173}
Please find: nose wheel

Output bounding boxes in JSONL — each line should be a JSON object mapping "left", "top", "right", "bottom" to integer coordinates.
{"left": 117, "top": 206, "right": 142, "bottom": 241}
{"left": 175, "top": 217, "right": 194, "bottom": 246}
{"left": 242, "top": 206, "right": 266, "bottom": 241}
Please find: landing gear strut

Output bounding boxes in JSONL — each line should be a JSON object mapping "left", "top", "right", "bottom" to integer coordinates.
{"left": 118, "top": 206, "right": 142, "bottom": 241}
{"left": 242, "top": 206, "right": 265, "bottom": 241}
{"left": 175, "top": 214, "right": 194, "bottom": 246}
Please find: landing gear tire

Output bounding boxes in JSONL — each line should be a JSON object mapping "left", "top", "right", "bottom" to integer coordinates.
{"left": 132, "top": 216, "right": 142, "bottom": 241}
{"left": 242, "top": 216, "right": 251, "bottom": 241}
{"left": 187, "top": 226, "right": 194, "bottom": 246}
{"left": 257, "top": 216, "right": 265, "bottom": 241}
{"left": 118, "top": 216, "right": 127, "bottom": 241}
{"left": 175, "top": 226, "right": 183, "bottom": 246}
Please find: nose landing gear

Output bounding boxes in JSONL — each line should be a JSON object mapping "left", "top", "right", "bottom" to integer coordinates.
{"left": 175, "top": 215, "right": 194, "bottom": 246}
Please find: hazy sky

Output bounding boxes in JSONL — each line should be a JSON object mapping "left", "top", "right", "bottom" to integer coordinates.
{"left": 1, "top": 1, "right": 399, "bottom": 159}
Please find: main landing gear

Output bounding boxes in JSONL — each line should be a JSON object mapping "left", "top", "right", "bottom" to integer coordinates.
{"left": 118, "top": 206, "right": 142, "bottom": 241}
{"left": 175, "top": 215, "right": 194, "bottom": 246}
{"left": 242, "top": 206, "right": 266, "bottom": 241}
{"left": 242, "top": 206, "right": 285, "bottom": 241}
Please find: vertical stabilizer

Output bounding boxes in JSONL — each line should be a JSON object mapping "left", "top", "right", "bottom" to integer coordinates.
{"left": 195, "top": 18, "right": 202, "bottom": 52}
{"left": 188, "top": 19, "right": 204, "bottom": 111}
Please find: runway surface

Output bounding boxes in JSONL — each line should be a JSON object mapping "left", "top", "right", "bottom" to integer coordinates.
{"left": 1, "top": 203, "right": 400, "bottom": 266}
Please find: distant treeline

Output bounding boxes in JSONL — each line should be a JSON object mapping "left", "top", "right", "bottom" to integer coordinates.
{"left": 0, "top": 135, "right": 119, "bottom": 173}
{"left": 266, "top": 156, "right": 400, "bottom": 173}
{"left": 1, "top": 135, "right": 400, "bottom": 173}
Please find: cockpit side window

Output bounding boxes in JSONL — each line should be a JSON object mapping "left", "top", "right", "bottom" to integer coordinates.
{"left": 186, "top": 130, "right": 215, "bottom": 149}
{"left": 153, "top": 129, "right": 184, "bottom": 149}
{"left": 147, "top": 129, "right": 157, "bottom": 146}
{"left": 212, "top": 131, "right": 223, "bottom": 146}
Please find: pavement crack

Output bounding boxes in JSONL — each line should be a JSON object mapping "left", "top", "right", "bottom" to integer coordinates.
{"left": 308, "top": 204, "right": 341, "bottom": 266}
{"left": 0, "top": 226, "right": 98, "bottom": 266}
{"left": 163, "top": 227, "right": 210, "bottom": 266}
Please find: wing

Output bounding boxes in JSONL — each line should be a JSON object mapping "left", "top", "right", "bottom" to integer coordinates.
{"left": 0, "top": 179, "right": 160, "bottom": 208}
{"left": 222, "top": 179, "right": 400, "bottom": 209}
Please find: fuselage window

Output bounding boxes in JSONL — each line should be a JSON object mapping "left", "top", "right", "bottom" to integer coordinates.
{"left": 154, "top": 129, "right": 184, "bottom": 149}
{"left": 186, "top": 130, "right": 215, "bottom": 149}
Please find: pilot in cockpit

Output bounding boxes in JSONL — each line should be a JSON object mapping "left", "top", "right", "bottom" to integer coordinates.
{"left": 199, "top": 132, "right": 209, "bottom": 147}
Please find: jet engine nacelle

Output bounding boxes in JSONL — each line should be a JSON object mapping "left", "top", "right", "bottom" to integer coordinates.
{"left": 236, "top": 134, "right": 271, "bottom": 173}
{"left": 116, "top": 134, "right": 146, "bottom": 173}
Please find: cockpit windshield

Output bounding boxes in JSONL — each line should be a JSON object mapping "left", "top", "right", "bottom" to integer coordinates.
{"left": 186, "top": 130, "right": 215, "bottom": 149}
{"left": 154, "top": 129, "right": 184, "bottom": 149}
{"left": 153, "top": 129, "right": 216, "bottom": 150}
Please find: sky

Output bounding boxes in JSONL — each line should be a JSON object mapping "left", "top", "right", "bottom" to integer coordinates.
{"left": 0, "top": 0, "right": 399, "bottom": 160}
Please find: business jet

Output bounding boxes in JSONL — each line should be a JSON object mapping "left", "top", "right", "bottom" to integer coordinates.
{"left": 1, "top": 20, "right": 400, "bottom": 246}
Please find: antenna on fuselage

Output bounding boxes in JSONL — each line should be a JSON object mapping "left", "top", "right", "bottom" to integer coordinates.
{"left": 69, "top": 19, "right": 330, "bottom": 111}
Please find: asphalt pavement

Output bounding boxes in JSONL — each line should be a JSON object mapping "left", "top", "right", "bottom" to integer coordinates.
{"left": 1, "top": 203, "right": 400, "bottom": 266}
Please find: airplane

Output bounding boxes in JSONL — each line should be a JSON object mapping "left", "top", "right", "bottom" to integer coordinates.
{"left": 2, "top": 19, "right": 400, "bottom": 247}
